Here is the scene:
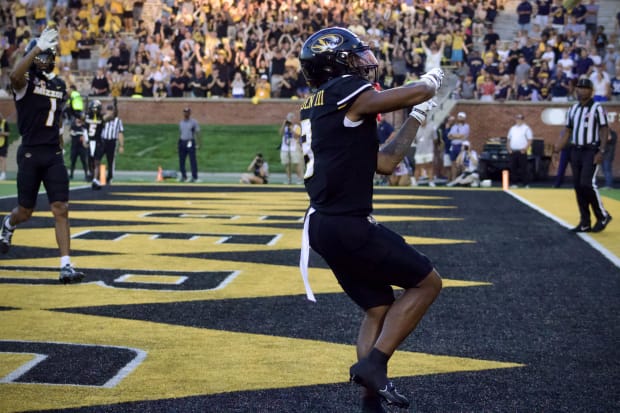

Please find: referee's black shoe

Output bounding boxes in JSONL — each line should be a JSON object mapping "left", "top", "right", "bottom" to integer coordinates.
{"left": 592, "top": 215, "right": 612, "bottom": 233}
{"left": 570, "top": 224, "right": 591, "bottom": 233}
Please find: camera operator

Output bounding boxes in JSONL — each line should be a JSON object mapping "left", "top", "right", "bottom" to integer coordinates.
{"left": 446, "top": 141, "right": 480, "bottom": 187}
{"left": 240, "top": 153, "right": 269, "bottom": 184}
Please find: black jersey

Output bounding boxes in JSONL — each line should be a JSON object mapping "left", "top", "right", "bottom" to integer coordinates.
{"left": 84, "top": 114, "right": 104, "bottom": 143}
{"left": 300, "top": 75, "right": 377, "bottom": 216}
{"left": 69, "top": 120, "right": 87, "bottom": 145}
{"left": 13, "top": 70, "right": 67, "bottom": 147}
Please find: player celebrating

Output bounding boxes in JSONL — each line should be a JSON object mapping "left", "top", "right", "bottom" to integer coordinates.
{"left": 0, "top": 26, "right": 84, "bottom": 283}
{"left": 298, "top": 27, "right": 443, "bottom": 411}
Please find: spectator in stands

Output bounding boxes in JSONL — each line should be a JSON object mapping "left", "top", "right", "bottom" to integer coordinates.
{"left": 169, "top": 66, "right": 189, "bottom": 97}
{"left": 458, "top": 73, "right": 478, "bottom": 99}
{"left": 557, "top": 49, "right": 576, "bottom": 79}
{"left": 279, "top": 65, "right": 298, "bottom": 99}
{"left": 422, "top": 39, "right": 445, "bottom": 72}
{"left": 517, "top": 0, "right": 534, "bottom": 32}
{"left": 90, "top": 67, "right": 110, "bottom": 96}
{"left": 611, "top": 67, "right": 620, "bottom": 101}
{"left": 516, "top": 77, "right": 534, "bottom": 100}
{"left": 231, "top": 71, "right": 246, "bottom": 98}
{"left": 254, "top": 73, "right": 271, "bottom": 99}
{"left": 549, "top": 65, "right": 571, "bottom": 101}
{"left": 574, "top": 47, "right": 594, "bottom": 77}
{"left": 571, "top": 0, "right": 588, "bottom": 28}
{"left": 589, "top": 64, "right": 611, "bottom": 102}
{"left": 584, "top": 0, "right": 599, "bottom": 37}
{"left": 515, "top": 55, "right": 532, "bottom": 86}
{"left": 603, "top": 44, "right": 619, "bottom": 77}
{"left": 495, "top": 74, "right": 514, "bottom": 100}
{"left": 479, "top": 72, "right": 496, "bottom": 101}
{"left": 535, "top": 0, "right": 552, "bottom": 28}
{"left": 76, "top": 29, "right": 94, "bottom": 73}
{"left": 483, "top": 25, "right": 500, "bottom": 52}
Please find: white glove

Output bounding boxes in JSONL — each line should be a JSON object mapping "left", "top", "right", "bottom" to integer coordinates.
{"left": 420, "top": 68, "right": 444, "bottom": 92}
{"left": 409, "top": 99, "right": 437, "bottom": 123}
{"left": 36, "top": 27, "right": 58, "bottom": 51}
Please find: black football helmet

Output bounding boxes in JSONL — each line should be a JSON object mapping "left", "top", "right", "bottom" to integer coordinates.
{"left": 25, "top": 38, "right": 56, "bottom": 77}
{"left": 299, "top": 27, "right": 378, "bottom": 89}
{"left": 87, "top": 99, "right": 102, "bottom": 118}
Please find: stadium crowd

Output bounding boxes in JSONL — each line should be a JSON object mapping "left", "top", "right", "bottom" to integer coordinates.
{"left": 0, "top": 0, "right": 619, "bottom": 102}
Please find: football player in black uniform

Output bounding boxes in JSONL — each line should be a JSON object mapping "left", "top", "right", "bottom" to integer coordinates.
{"left": 84, "top": 99, "right": 104, "bottom": 189}
{"left": 0, "top": 27, "right": 84, "bottom": 283}
{"left": 298, "top": 27, "right": 443, "bottom": 411}
{"left": 68, "top": 111, "right": 89, "bottom": 181}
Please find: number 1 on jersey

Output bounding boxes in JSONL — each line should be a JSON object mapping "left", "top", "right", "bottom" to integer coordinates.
{"left": 45, "top": 98, "right": 56, "bottom": 127}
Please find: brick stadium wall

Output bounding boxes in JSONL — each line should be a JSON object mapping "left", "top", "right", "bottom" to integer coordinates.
{"left": 1, "top": 98, "right": 619, "bottom": 178}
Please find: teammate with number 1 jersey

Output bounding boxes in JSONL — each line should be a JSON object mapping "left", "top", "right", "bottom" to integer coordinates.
{"left": 0, "top": 26, "right": 84, "bottom": 283}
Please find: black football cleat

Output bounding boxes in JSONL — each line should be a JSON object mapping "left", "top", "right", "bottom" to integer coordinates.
{"left": 570, "top": 224, "right": 591, "bottom": 233}
{"left": 59, "top": 265, "right": 85, "bottom": 284}
{"left": 0, "top": 215, "right": 14, "bottom": 254}
{"left": 592, "top": 214, "right": 612, "bottom": 233}
{"left": 350, "top": 359, "right": 410, "bottom": 408}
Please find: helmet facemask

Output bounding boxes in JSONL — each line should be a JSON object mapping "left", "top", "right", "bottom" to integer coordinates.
{"left": 32, "top": 49, "right": 56, "bottom": 79}
{"left": 347, "top": 48, "right": 378, "bottom": 84}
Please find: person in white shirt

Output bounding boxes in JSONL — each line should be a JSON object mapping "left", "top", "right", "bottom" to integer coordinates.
{"left": 507, "top": 113, "right": 533, "bottom": 188}
{"left": 413, "top": 119, "right": 437, "bottom": 186}
{"left": 589, "top": 65, "right": 611, "bottom": 102}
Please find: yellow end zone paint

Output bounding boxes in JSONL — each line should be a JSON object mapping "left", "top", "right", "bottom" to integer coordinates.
{"left": 0, "top": 309, "right": 521, "bottom": 412}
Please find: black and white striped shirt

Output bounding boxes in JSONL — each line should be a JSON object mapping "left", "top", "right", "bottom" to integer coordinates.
{"left": 102, "top": 117, "right": 124, "bottom": 141}
{"left": 566, "top": 100, "right": 607, "bottom": 146}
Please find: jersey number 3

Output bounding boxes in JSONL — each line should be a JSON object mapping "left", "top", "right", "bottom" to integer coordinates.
{"left": 300, "top": 119, "right": 314, "bottom": 179}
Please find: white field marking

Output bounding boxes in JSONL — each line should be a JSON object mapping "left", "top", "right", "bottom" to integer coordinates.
{"left": 0, "top": 340, "right": 147, "bottom": 388}
{"left": 114, "top": 274, "right": 188, "bottom": 285}
{"left": 267, "top": 233, "right": 283, "bottom": 246}
{"left": 215, "top": 236, "right": 231, "bottom": 244}
{"left": 149, "top": 234, "right": 159, "bottom": 240}
{"left": 505, "top": 190, "right": 620, "bottom": 268}
{"left": 113, "top": 234, "right": 130, "bottom": 241}
{"left": 92, "top": 270, "right": 242, "bottom": 291}
{"left": 211, "top": 270, "right": 241, "bottom": 291}
{"left": 189, "top": 235, "right": 200, "bottom": 240}
{"left": 258, "top": 216, "right": 268, "bottom": 221}
{"left": 71, "top": 229, "right": 91, "bottom": 238}
{"left": 135, "top": 145, "right": 158, "bottom": 157}
{"left": 0, "top": 353, "right": 48, "bottom": 383}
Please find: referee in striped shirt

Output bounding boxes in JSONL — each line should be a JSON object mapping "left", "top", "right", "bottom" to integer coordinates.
{"left": 101, "top": 104, "right": 124, "bottom": 184}
{"left": 556, "top": 77, "right": 612, "bottom": 233}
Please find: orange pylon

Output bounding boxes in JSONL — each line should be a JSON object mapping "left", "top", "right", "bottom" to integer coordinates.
{"left": 156, "top": 166, "right": 163, "bottom": 182}
{"left": 99, "top": 164, "right": 107, "bottom": 185}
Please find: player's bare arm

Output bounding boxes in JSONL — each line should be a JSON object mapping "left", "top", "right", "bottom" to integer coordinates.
{"left": 347, "top": 82, "right": 435, "bottom": 121}
{"left": 376, "top": 118, "right": 420, "bottom": 174}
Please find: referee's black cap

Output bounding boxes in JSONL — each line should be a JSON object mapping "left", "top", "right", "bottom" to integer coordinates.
{"left": 575, "top": 78, "right": 593, "bottom": 89}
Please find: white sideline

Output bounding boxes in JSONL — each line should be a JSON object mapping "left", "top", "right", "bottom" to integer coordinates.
{"left": 505, "top": 190, "right": 620, "bottom": 269}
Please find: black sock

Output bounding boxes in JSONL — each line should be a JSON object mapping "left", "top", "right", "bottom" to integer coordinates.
{"left": 368, "top": 348, "right": 389, "bottom": 367}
